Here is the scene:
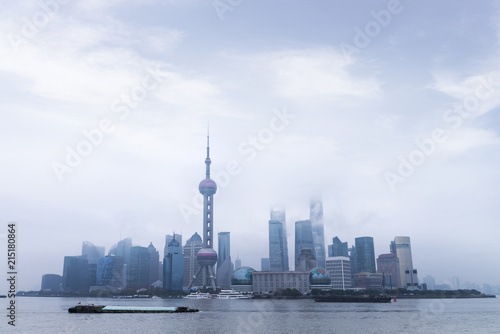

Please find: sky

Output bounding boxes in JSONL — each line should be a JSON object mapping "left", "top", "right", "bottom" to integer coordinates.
{"left": 1, "top": 0, "right": 499, "bottom": 292}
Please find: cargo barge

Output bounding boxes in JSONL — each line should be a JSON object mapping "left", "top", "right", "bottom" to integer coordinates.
{"left": 314, "top": 295, "right": 392, "bottom": 303}
{"left": 68, "top": 305, "right": 199, "bottom": 313}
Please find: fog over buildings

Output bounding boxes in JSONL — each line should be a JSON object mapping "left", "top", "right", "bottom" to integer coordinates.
{"left": 1, "top": 1, "right": 500, "bottom": 292}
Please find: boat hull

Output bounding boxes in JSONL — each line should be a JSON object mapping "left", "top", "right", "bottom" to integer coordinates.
{"left": 68, "top": 305, "right": 199, "bottom": 313}
{"left": 314, "top": 296, "right": 392, "bottom": 303}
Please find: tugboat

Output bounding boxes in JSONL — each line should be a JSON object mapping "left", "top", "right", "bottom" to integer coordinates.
{"left": 68, "top": 304, "right": 199, "bottom": 313}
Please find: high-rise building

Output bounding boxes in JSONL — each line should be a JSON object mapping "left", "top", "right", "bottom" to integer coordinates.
{"left": 217, "top": 232, "right": 232, "bottom": 289}
{"left": 96, "top": 256, "right": 125, "bottom": 289}
{"left": 41, "top": 274, "right": 62, "bottom": 292}
{"left": 252, "top": 271, "right": 310, "bottom": 295}
{"left": 127, "top": 246, "right": 150, "bottom": 289}
{"left": 325, "top": 256, "right": 352, "bottom": 290}
{"left": 261, "top": 258, "right": 270, "bottom": 271}
{"left": 270, "top": 208, "right": 289, "bottom": 271}
{"left": 355, "top": 236, "right": 376, "bottom": 274}
{"left": 269, "top": 219, "right": 288, "bottom": 271}
{"left": 82, "top": 241, "right": 105, "bottom": 265}
{"left": 423, "top": 274, "right": 436, "bottom": 290}
{"left": 108, "top": 238, "right": 132, "bottom": 283}
{"left": 164, "top": 235, "right": 184, "bottom": 291}
{"left": 295, "top": 220, "right": 314, "bottom": 270}
{"left": 165, "top": 234, "right": 182, "bottom": 259}
{"left": 310, "top": 198, "right": 326, "bottom": 268}
{"left": 376, "top": 253, "right": 400, "bottom": 289}
{"left": 188, "top": 133, "right": 218, "bottom": 290}
{"left": 62, "top": 256, "right": 90, "bottom": 293}
{"left": 183, "top": 232, "right": 203, "bottom": 288}
{"left": 147, "top": 242, "right": 160, "bottom": 284}
{"left": 391, "top": 236, "right": 415, "bottom": 288}
{"left": 328, "top": 236, "right": 348, "bottom": 257}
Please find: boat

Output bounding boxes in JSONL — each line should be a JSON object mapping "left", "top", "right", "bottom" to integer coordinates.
{"left": 183, "top": 291, "right": 213, "bottom": 299}
{"left": 68, "top": 305, "right": 198, "bottom": 313}
{"left": 213, "top": 290, "right": 253, "bottom": 299}
{"left": 314, "top": 295, "right": 392, "bottom": 303}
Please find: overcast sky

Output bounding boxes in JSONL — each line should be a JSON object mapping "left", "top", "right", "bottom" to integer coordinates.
{"left": 1, "top": 0, "right": 499, "bottom": 291}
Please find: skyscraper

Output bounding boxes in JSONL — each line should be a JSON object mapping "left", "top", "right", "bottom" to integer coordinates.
{"left": 81, "top": 241, "right": 105, "bottom": 265}
{"left": 325, "top": 257, "right": 352, "bottom": 290}
{"left": 183, "top": 232, "right": 203, "bottom": 288}
{"left": 391, "top": 236, "right": 415, "bottom": 288}
{"left": 217, "top": 232, "right": 232, "bottom": 289}
{"left": 376, "top": 253, "right": 400, "bottom": 289}
{"left": 355, "top": 236, "right": 376, "bottom": 273}
{"left": 294, "top": 220, "right": 314, "bottom": 270}
{"left": 62, "top": 256, "right": 90, "bottom": 293}
{"left": 270, "top": 208, "right": 289, "bottom": 271}
{"left": 147, "top": 242, "right": 160, "bottom": 284}
{"left": 235, "top": 255, "right": 241, "bottom": 270}
{"left": 96, "top": 256, "right": 125, "bottom": 289}
{"left": 261, "top": 258, "right": 270, "bottom": 271}
{"left": 164, "top": 235, "right": 184, "bottom": 291}
{"left": 269, "top": 218, "right": 288, "bottom": 272}
{"left": 127, "top": 246, "right": 150, "bottom": 289}
{"left": 310, "top": 198, "right": 326, "bottom": 268}
{"left": 328, "top": 236, "right": 348, "bottom": 257}
{"left": 165, "top": 234, "right": 182, "bottom": 259}
{"left": 188, "top": 133, "right": 218, "bottom": 290}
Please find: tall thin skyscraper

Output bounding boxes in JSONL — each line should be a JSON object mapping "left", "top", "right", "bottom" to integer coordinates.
{"left": 147, "top": 242, "right": 160, "bottom": 284}
{"left": 164, "top": 235, "right": 184, "bottom": 291}
{"left": 165, "top": 234, "right": 182, "bottom": 259}
{"left": 355, "top": 236, "right": 376, "bottom": 273}
{"left": 391, "top": 236, "right": 414, "bottom": 288}
{"left": 270, "top": 208, "right": 289, "bottom": 271}
{"left": 294, "top": 220, "right": 314, "bottom": 270}
{"left": 310, "top": 198, "right": 326, "bottom": 268}
{"left": 217, "top": 232, "right": 232, "bottom": 289}
{"left": 269, "top": 210, "right": 289, "bottom": 271}
{"left": 188, "top": 132, "right": 218, "bottom": 290}
{"left": 127, "top": 246, "right": 150, "bottom": 289}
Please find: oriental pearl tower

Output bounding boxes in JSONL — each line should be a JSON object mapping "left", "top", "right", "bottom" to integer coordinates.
{"left": 187, "top": 131, "right": 218, "bottom": 290}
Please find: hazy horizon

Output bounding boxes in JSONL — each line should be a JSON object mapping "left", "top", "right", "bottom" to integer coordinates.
{"left": 1, "top": 0, "right": 499, "bottom": 292}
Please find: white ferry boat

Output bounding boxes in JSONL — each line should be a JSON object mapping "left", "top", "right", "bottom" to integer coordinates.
{"left": 213, "top": 290, "right": 253, "bottom": 299}
{"left": 183, "top": 291, "right": 213, "bottom": 299}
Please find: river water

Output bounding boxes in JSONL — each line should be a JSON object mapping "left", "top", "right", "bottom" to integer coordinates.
{"left": 2, "top": 296, "right": 499, "bottom": 333}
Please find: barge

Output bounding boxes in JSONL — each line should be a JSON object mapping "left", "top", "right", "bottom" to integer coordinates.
{"left": 314, "top": 295, "right": 392, "bottom": 303}
{"left": 68, "top": 305, "right": 199, "bottom": 313}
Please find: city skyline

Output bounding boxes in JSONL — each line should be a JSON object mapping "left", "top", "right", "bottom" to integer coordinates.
{"left": 1, "top": 1, "right": 500, "bottom": 292}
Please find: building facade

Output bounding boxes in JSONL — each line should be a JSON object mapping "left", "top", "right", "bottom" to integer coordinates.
{"left": 355, "top": 236, "right": 376, "bottom": 274}
{"left": 252, "top": 271, "right": 310, "bottom": 295}
{"left": 62, "top": 256, "right": 90, "bottom": 293}
{"left": 261, "top": 258, "right": 270, "bottom": 271}
{"left": 269, "top": 220, "right": 288, "bottom": 271}
{"left": 270, "top": 208, "right": 289, "bottom": 271}
{"left": 127, "top": 246, "right": 150, "bottom": 289}
{"left": 164, "top": 236, "right": 184, "bottom": 291}
{"left": 391, "top": 236, "right": 415, "bottom": 288}
{"left": 296, "top": 248, "right": 317, "bottom": 272}
{"left": 325, "top": 256, "right": 352, "bottom": 290}
{"left": 353, "top": 272, "right": 384, "bottom": 290}
{"left": 96, "top": 256, "right": 125, "bottom": 289}
{"left": 295, "top": 220, "right": 314, "bottom": 270}
{"left": 376, "top": 253, "right": 400, "bottom": 289}
{"left": 328, "top": 236, "right": 348, "bottom": 257}
{"left": 41, "top": 274, "right": 62, "bottom": 292}
{"left": 183, "top": 232, "right": 203, "bottom": 288}
{"left": 147, "top": 242, "right": 160, "bottom": 285}
{"left": 310, "top": 198, "right": 326, "bottom": 268}
{"left": 217, "top": 232, "right": 232, "bottom": 289}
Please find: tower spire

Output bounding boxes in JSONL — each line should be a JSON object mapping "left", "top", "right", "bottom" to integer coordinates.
{"left": 205, "top": 124, "right": 211, "bottom": 179}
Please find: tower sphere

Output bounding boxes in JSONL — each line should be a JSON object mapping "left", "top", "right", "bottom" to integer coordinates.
{"left": 197, "top": 248, "right": 218, "bottom": 266}
{"left": 199, "top": 178, "right": 217, "bottom": 195}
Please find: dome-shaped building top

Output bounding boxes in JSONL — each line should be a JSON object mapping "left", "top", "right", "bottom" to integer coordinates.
{"left": 197, "top": 248, "right": 218, "bottom": 266}
{"left": 310, "top": 267, "right": 331, "bottom": 285}
{"left": 231, "top": 266, "right": 255, "bottom": 285}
